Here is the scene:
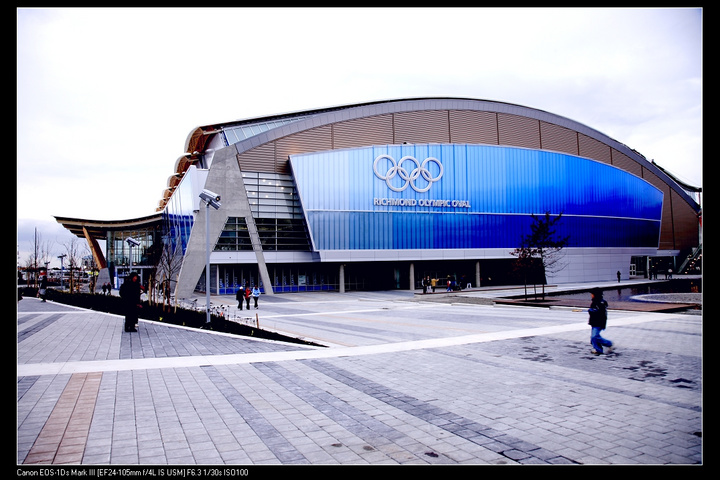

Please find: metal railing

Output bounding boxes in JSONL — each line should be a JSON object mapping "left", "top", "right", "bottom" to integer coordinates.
{"left": 174, "top": 297, "right": 260, "bottom": 328}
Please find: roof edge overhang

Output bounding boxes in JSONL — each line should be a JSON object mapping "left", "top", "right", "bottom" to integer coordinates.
{"left": 55, "top": 213, "right": 163, "bottom": 239}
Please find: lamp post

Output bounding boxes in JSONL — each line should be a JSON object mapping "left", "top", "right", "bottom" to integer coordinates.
{"left": 125, "top": 237, "right": 140, "bottom": 278}
{"left": 124, "top": 237, "right": 141, "bottom": 293}
{"left": 199, "top": 189, "right": 221, "bottom": 324}
{"left": 57, "top": 254, "right": 66, "bottom": 291}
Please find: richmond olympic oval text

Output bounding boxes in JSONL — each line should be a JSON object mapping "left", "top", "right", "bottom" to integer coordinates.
{"left": 373, "top": 198, "right": 471, "bottom": 208}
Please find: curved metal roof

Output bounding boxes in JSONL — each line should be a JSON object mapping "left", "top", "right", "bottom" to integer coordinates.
{"left": 180, "top": 97, "right": 698, "bottom": 212}
{"left": 56, "top": 98, "right": 699, "bottom": 247}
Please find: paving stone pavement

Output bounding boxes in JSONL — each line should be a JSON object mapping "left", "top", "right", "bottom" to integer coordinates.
{"left": 16, "top": 285, "right": 702, "bottom": 467}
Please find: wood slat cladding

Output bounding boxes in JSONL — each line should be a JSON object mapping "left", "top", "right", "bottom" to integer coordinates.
{"left": 497, "top": 113, "right": 541, "bottom": 149}
{"left": 333, "top": 114, "right": 394, "bottom": 150}
{"left": 611, "top": 150, "right": 643, "bottom": 177}
{"left": 237, "top": 110, "right": 643, "bottom": 179}
{"left": 540, "top": 122, "right": 578, "bottom": 156}
{"left": 237, "top": 143, "right": 276, "bottom": 173}
{"left": 640, "top": 167, "right": 664, "bottom": 191}
{"left": 579, "top": 133, "right": 612, "bottom": 165}
{"left": 670, "top": 190, "right": 700, "bottom": 250}
{"left": 642, "top": 168, "right": 692, "bottom": 251}
{"left": 394, "top": 110, "right": 450, "bottom": 144}
{"left": 658, "top": 183, "right": 675, "bottom": 250}
{"left": 275, "top": 125, "right": 333, "bottom": 174}
{"left": 449, "top": 110, "right": 498, "bottom": 144}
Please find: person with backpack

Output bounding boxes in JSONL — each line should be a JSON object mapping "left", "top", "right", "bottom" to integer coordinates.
{"left": 588, "top": 288, "right": 614, "bottom": 355}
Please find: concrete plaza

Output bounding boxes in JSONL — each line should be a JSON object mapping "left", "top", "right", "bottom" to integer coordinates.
{"left": 17, "top": 282, "right": 702, "bottom": 466}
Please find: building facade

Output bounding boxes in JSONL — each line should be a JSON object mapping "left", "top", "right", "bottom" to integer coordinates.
{"left": 54, "top": 214, "right": 163, "bottom": 289}
{"left": 57, "top": 98, "right": 701, "bottom": 297}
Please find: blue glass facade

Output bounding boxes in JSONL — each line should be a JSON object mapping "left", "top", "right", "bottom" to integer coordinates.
{"left": 161, "top": 168, "right": 204, "bottom": 258}
{"left": 290, "top": 144, "right": 663, "bottom": 251}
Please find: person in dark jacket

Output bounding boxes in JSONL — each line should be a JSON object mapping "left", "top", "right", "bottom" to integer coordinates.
{"left": 236, "top": 287, "right": 244, "bottom": 309}
{"left": 39, "top": 275, "right": 48, "bottom": 302}
{"left": 588, "top": 288, "right": 614, "bottom": 355}
{"left": 120, "top": 272, "right": 143, "bottom": 332}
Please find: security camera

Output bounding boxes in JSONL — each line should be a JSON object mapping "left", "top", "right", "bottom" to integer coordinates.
{"left": 126, "top": 237, "right": 141, "bottom": 247}
{"left": 199, "top": 189, "right": 221, "bottom": 209}
{"left": 200, "top": 189, "right": 220, "bottom": 203}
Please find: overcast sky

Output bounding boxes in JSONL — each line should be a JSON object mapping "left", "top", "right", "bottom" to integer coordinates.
{"left": 17, "top": 7, "right": 702, "bottom": 267}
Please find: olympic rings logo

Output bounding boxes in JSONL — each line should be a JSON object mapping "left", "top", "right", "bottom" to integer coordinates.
{"left": 373, "top": 155, "right": 444, "bottom": 193}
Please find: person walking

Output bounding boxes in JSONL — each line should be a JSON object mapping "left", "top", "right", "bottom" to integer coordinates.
{"left": 39, "top": 275, "right": 48, "bottom": 302}
{"left": 588, "top": 288, "right": 614, "bottom": 355}
{"left": 236, "top": 286, "right": 244, "bottom": 309}
{"left": 120, "top": 272, "right": 143, "bottom": 332}
{"left": 252, "top": 285, "right": 261, "bottom": 309}
{"left": 244, "top": 285, "right": 252, "bottom": 310}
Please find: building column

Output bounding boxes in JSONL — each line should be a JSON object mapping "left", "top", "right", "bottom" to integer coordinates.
{"left": 409, "top": 263, "right": 415, "bottom": 291}
{"left": 476, "top": 261, "right": 481, "bottom": 288}
{"left": 339, "top": 264, "right": 345, "bottom": 293}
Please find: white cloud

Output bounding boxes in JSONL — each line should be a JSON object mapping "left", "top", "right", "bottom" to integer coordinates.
{"left": 16, "top": 7, "right": 703, "bottom": 267}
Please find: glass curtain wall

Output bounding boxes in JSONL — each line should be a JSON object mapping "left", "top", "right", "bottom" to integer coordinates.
{"left": 107, "top": 229, "right": 156, "bottom": 268}
{"left": 162, "top": 171, "right": 200, "bottom": 258}
{"left": 218, "top": 263, "right": 343, "bottom": 294}
{"left": 216, "top": 172, "right": 316, "bottom": 294}
{"left": 106, "top": 227, "right": 160, "bottom": 287}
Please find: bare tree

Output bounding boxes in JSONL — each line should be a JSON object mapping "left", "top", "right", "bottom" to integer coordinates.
{"left": 511, "top": 212, "right": 569, "bottom": 300}
{"left": 510, "top": 241, "right": 542, "bottom": 300}
{"left": 61, "top": 237, "right": 86, "bottom": 293}
{"left": 23, "top": 228, "right": 54, "bottom": 287}
{"left": 152, "top": 238, "right": 184, "bottom": 311}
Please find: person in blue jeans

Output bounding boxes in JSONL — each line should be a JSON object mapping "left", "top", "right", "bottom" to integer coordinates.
{"left": 588, "top": 288, "right": 614, "bottom": 355}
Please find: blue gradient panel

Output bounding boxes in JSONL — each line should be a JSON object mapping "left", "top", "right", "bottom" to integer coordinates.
{"left": 162, "top": 176, "right": 197, "bottom": 256}
{"left": 290, "top": 144, "right": 663, "bottom": 250}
